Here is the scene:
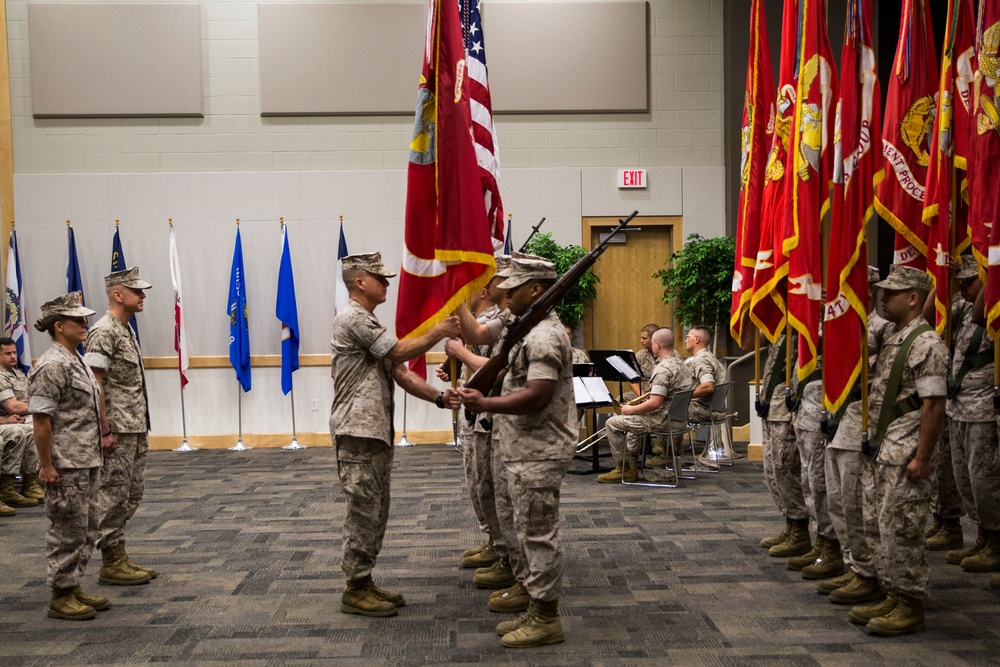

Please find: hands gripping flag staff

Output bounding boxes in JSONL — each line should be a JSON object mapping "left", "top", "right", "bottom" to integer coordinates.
{"left": 229, "top": 219, "right": 252, "bottom": 451}
{"left": 169, "top": 220, "right": 195, "bottom": 452}
{"left": 4, "top": 224, "right": 31, "bottom": 373}
{"left": 276, "top": 218, "right": 303, "bottom": 450}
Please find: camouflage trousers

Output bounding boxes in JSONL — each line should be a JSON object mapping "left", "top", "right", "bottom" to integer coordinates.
{"left": 459, "top": 417, "right": 486, "bottom": 534}
{"left": 796, "top": 428, "right": 835, "bottom": 540}
{"left": 469, "top": 430, "right": 505, "bottom": 556}
{"left": 498, "top": 458, "right": 571, "bottom": 601}
{"left": 493, "top": 440, "right": 525, "bottom": 580}
{"left": 930, "top": 426, "right": 964, "bottom": 520}
{"left": 761, "top": 420, "right": 807, "bottom": 521}
{"left": 21, "top": 426, "right": 38, "bottom": 475}
{"left": 950, "top": 419, "right": 1000, "bottom": 531}
{"left": 97, "top": 432, "right": 149, "bottom": 549}
{"left": 863, "top": 462, "right": 932, "bottom": 599}
{"left": 605, "top": 414, "right": 669, "bottom": 464}
{"left": 0, "top": 423, "right": 26, "bottom": 475}
{"left": 825, "top": 448, "right": 874, "bottom": 578}
{"left": 45, "top": 467, "right": 100, "bottom": 589}
{"left": 336, "top": 435, "right": 393, "bottom": 583}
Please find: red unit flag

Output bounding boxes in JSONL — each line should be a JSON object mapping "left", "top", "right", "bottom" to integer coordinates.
{"left": 975, "top": 2, "right": 1000, "bottom": 335}
{"left": 731, "top": 0, "right": 775, "bottom": 344}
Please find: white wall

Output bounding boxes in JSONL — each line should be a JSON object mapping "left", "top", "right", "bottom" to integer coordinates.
{"left": 5, "top": 0, "right": 727, "bottom": 438}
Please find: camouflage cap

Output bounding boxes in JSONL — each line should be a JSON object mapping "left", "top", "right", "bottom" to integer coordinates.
{"left": 40, "top": 291, "right": 95, "bottom": 319}
{"left": 497, "top": 252, "right": 557, "bottom": 289}
{"left": 873, "top": 264, "right": 932, "bottom": 293}
{"left": 956, "top": 254, "right": 980, "bottom": 281}
{"left": 342, "top": 252, "right": 396, "bottom": 278}
{"left": 494, "top": 255, "right": 512, "bottom": 279}
{"left": 105, "top": 266, "right": 152, "bottom": 290}
{"left": 868, "top": 265, "right": 880, "bottom": 284}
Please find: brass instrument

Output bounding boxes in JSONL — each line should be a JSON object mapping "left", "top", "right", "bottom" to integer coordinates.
{"left": 574, "top": 392, "right": 651, "bottom": 453}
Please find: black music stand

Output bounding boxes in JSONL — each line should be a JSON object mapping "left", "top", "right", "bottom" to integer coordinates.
{"left": 570, "top": 368, "right": 615, "bottom": 474}
{"left": 589, "top": 349, "right": 642, "bottom": 401}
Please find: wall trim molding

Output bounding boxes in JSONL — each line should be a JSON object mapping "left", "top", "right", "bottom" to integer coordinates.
{"left": 149, "top": 430, "right": 454, "bottom": 450}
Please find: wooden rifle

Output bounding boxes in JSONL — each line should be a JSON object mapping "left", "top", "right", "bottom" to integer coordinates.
{"left": 465, "top": 210, "right": 638, "bottom": 395}
{"left": 519, "top": 217, "right": 547, "bottom": 252}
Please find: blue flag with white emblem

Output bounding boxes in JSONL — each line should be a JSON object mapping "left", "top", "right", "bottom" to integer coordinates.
{"left": 228, "top": 228, "right": 251, "bottom": 392}
{"left": 276, "top": 225, "right": 299, "bottom": 395}
{"left": 66, "top": 225, "right": 86, "bottom": 353}
{"left": 111, "top": 227, "right": 141, "bottom": 346}
{"left": 4, "top": 230, "right": 32, "bottom": 372}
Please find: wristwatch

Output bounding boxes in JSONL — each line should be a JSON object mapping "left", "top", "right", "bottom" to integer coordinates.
{"left": 434, "top": 392, "right": 445, "bottom": 409}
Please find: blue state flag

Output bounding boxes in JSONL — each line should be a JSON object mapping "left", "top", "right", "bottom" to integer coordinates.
{"left": 111, "top": 227, "right": 141, "bottom": 345}
{"left": 228, "top": 228, "right": 251, "bottom": 392}
{"left": 66, "top": 225, "right": 86, "bottom": 354}
{"left": 4, "top": 230, "right": 32, "bottom": 372}
{"left": 334, "top": 220, "right": 350, "bottom": 314}
{"left": 275, "top": 225, "right": 299, "bottom": 395}
{"left": 503, "top": 217, "right": 513, "bottom": 255}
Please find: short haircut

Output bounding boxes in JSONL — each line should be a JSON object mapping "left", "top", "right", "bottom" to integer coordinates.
{"left": 690, "top": 326, "right": 712, "bottom": 345}
{"left": 641, "top": 323, "right": 660, "bottom": 337}
{"left": 343, "top": 268, "right": 366, "bottom": 293}
{"left": 0, "top": 337, "right": 15, "bottom": 348}
{"left": 651, "top": 328, "right": 673, "bottom": 349}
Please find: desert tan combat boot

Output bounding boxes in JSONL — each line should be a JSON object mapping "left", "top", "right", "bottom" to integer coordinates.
{"left": 786, "top": 536, "right": 823, "bottom": 570}
{"left": 19, "top": 474, "right": 44, "bottom": 500}
{"left": 848, "top": 590, "right": 896, "bottom": 623}
{"left": 0, "top": 474, "right": 37, "bottom": 507}
{"left": 924, "top": 513, "right": 942, "bottom": 539}
{"left": 474, "top": 557, "right": 516, "bottom": 589}
{"left": 926, "top": 517, "right": 963, "bottom": 550}
{"left": 340, "top": 579, "right": 398, "bottom": 617}
{"left": 120, "top": 542, "right": 158, "bottom": 579}
{"left": 369, "top": 580, "right": 405, "bottom": 607}
{"left": 816, "top": 570, "right": 855, "bottom": 595}
{"left": 47, "top": 587, "right": 96, "bottom": 620}
{"left": 463, "top": 543, "right": 501, "bottom": 568}
{"left": 961, "top": 529, "right": 1000, "bottom": 572}
{"left": 488, "top": 582, "right": 529, "bottom": 613}
{"left": 991, "top": 573, "right": 1000, "bottom": 589}
{"left": 500, "top": 598, "right": 564, "bottom": 648}
{"left": 496, "top": 599, "right": 535, "bottom": 636}
{"left": 768, "top": 519, "right": 811, "bottom": 557}
{"left": 99, "top": 544, "right": 152, "bottom": 586}
{"left": 597, "top": 458, "right": 637, "bottom": 484}
{"left": 72, "top": 587, "right": 110, "bottom": 611}
{"left": 865, "top": 592, "right": 926, "bottom": 636}
{"left": 947, "top": 525, "right": 986, "bottom": 564}
{"left": 0, "top": 498, "right": 14, "bottom": 517}
{"left": 801, "top": 538, "right": 845, "bottom": 580}
{"left": 463, "top": 541, "right": 490, "bottom": 559}
{"left": 760, "top": 518, "right": 793, "bottom": 548}
{"left": 830, "top": 575, "right": 883, "bottom": 605}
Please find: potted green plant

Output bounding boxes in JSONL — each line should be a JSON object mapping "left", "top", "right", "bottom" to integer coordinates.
{"left": 653, "top": 233, "right": 736, "bottom": 353}
{"left": 522, "top": 232, "right": 599, "bottom": 330}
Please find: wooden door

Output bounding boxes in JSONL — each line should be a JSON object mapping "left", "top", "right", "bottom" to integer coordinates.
{"left": 582, "top": 217, "right": 683, "bottom": 354}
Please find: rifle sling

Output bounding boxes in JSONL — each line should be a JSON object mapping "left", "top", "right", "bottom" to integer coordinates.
{"left": 949, "top": 324, "right": 989, "bottom": 391}
{"left": 870, "top": 323, "right": 931, "bottom": 458}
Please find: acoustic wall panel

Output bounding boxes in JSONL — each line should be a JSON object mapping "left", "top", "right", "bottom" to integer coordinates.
{"left": 258, "top": 3, "right": 425, "bottom": 116}
{"left": 257, "top": 1, "right": 648, "bottom": 116}
{"left": 28, "top": 3, "right": 204, "bottom": 118}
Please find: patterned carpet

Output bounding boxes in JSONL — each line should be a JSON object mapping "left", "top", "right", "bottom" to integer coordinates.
{"left": 0, "top": 443, "right": 998, "bottom": 666}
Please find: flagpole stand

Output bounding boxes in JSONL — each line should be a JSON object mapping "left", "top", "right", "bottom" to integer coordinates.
{"left": 173, "top": 377, "right": 197, "bottom": 452}
{"left": 230, "top": 385, "right": 251, "bottom": 451}
{"left": 396, "top": 392, "right": 414, "bottom": 447}
{"left": 283, "top": 386, "right": 306, "bottom": 450}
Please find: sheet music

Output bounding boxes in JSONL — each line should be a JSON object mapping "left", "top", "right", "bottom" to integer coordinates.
{"left": 573, "top": 377, "right": 614, "bottom": 405}
{"left": 607, "top": 354, "right": 640, "bottom": 381}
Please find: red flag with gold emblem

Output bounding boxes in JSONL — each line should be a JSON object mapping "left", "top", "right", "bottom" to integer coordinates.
{"left": 975, "top": 3, "right": 1000, "bottom": 335}
{"left": 731, "top": 0, "right": 775, "bottom": 343}
{"left": 396, "top": 0, "right": 497, "bottom": 376}
{"left": 824, "top": 0, "right": 880, "bottom": 416}
{"left": 784, "top": 0, "right": 837, "bottom": 381}
{"left": 749, "top": 0, "right": 798, "bottom": 342}
{"left": 874, "top": 0, "right": 938, "bottom": 270}
{"left": 924, "top": 0, "right": 976, "bottom": 335}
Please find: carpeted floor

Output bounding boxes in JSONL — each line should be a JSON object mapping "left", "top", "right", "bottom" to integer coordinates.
{"left": 0, "top": 443, "right": 998, "bottom": 666}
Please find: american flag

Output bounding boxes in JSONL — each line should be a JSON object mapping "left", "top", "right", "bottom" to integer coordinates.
{"left": 462, "top": 0, "right": 504, "bottom": 249}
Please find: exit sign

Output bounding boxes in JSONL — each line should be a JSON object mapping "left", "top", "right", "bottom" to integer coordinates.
{"left": 618, "top": 169, "right": 646, "bottom": 189}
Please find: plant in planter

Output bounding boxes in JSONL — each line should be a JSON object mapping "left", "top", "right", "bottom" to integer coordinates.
{"left": 653, "top": 233, "right": 736, "bottom": 352}
{"left": 522, "top": 232, "right": 599, "bottom": 331}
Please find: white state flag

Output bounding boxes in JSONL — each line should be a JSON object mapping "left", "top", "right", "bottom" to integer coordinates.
{"left": 169, "top": 226, "right": 190, "bottom": 386}
{"left": 5, "top": 231, "right": 31, "bottom": 371}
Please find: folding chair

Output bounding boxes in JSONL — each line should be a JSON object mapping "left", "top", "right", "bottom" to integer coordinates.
{"left": 623, "top": 388, "right": 696, "bottom": 488}
{"left": 689, "top": 381, "right": 738, "bottom": 470}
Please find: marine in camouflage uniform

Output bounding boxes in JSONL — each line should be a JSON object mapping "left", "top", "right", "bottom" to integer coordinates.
{"left": 458, "top": 254, "right": 576, "bottom": 648}
{"left": 852, "top": 265, "right": 947, "bottom": 636}
{"left": 28, "top": 292, "right": 108, "bottom": 620}
{"left": 758, "top": 335, "right": 809, "bottom": 556}
{"left": 84, "top": 267, "right": 154, "bottom": 585}
{"left": 821, "top": 294, "right": 894, "bottom": 603}
{"left": 599, "top": 330, "right": 693, "bottom": 483}
{"left": 0, "top": 421, "right": 31, "bottom": 514}
{"left": 0, "top": 345, "right": 44, "bottom": 503}
{"left": 940, "top": 259, "right": 1000, "bottom": 570}
{"left": 622, "top": 325, "right": 658, "bottom": 402}
{"left": 331, "top": 252, "right": 459, "bottom": 618}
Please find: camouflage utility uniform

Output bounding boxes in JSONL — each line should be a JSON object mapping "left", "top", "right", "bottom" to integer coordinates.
{"left": 686, "top": 347, "right": 726, "bottom": 423}
{"left": 0, "top": 365, "right": 37, "bottom": 475}
{"left": 761, "top": 336, "right": 807, "bottom": 522}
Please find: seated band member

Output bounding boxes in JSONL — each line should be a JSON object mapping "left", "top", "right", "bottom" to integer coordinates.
{"left": 623, "top": 323, "right": 659, "bottom": 401}
{"left": 598, "top": 328, "right": 694, "bottom": 483}
{"left": 684, "top": 326, "right": 731, "bottom": 461}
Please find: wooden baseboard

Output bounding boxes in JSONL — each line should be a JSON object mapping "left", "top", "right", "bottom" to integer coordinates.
{"left": 747, "top": 443, "right": 762, "bottom": 462}
{"left": 148, "top": 430, "right": 455, "bottom": 451}
{"left": 732, "top": 424, "right": 750, "bottom": 442}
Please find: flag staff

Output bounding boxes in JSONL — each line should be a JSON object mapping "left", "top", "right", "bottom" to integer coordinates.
{"left": 281, "top": 218, "right": 305, "bottom": 451}
{"left": 397, "top": 392, "right": 414, "bottom": 447}
{"left": 169, "top": 218, "right": 196, "bottom": 452}
{"left": 230, "top": 217, "right": 250, "bottom": 452}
